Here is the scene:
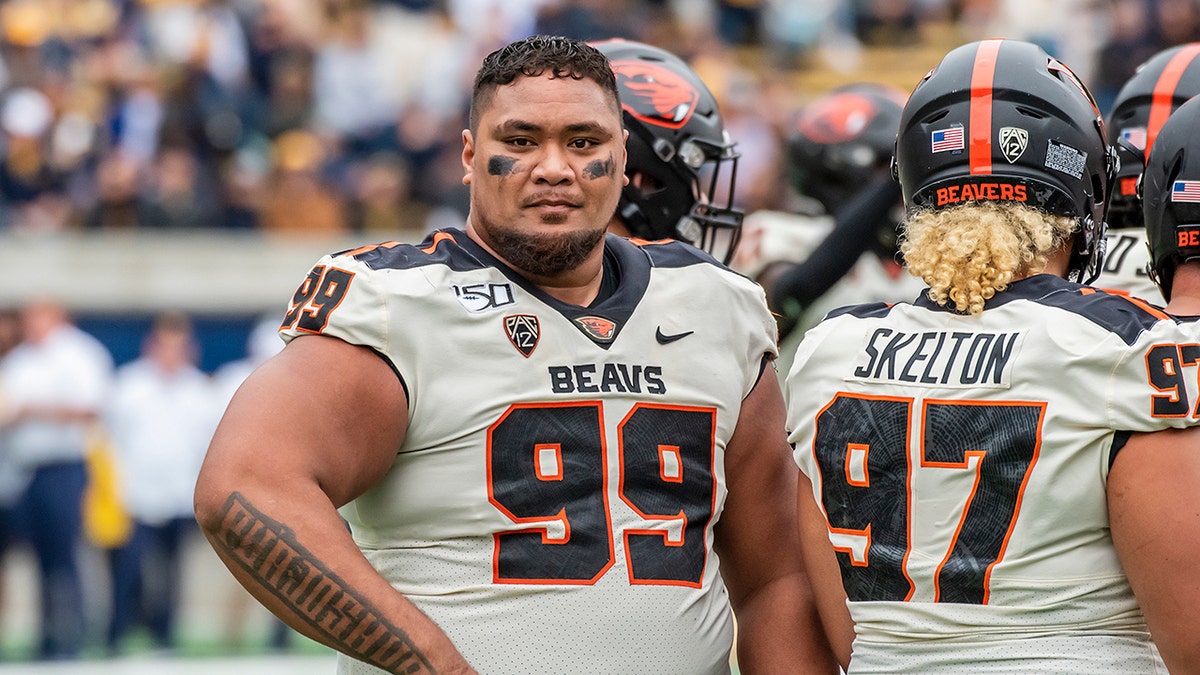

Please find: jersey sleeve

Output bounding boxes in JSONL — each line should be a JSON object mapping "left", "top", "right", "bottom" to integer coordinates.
{"left": 1108, "top": 317, "right": 1200, "bottom": 431}
{"left": 277, "top": 254, "right": 393, "bottom": 366}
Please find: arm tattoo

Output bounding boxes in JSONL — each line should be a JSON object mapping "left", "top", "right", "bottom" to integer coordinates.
{"left": 215, "top": 492, "right": 438, "bottom": 674}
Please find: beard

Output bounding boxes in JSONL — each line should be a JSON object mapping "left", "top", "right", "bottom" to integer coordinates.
{"left": 487, "top": 220, "right": 606, "bottom": 277}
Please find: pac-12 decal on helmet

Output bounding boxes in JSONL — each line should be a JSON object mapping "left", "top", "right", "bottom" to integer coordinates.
{"left": 592, "top": 39, "right": 743, "bottom": 265}
{"left": 1106, "top": 43, "right": 1200, "bottom": 230}
{"left": 1142, "top": 95, "right": 1200, "bottom": 300}
{"left": 893, "top": 39, "right": 1116, "bottom": 284}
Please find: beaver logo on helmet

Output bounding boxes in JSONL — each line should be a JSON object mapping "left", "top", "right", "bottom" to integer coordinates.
{"left": 610, "top": 59, "right": 699, "bottom": 130}
{"left": 795, "top": 92, "right": 879, "bottom": 144}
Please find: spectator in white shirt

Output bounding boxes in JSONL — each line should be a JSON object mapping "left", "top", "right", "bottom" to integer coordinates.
{"left": 102, "top": 311, "right": 218, "bottom": 654}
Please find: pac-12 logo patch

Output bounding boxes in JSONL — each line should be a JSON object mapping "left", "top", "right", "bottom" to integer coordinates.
{"left": 999, "top": 127, "right": 1028, "bottom": 163}
{"left": 504, "top": 314, "right": 540, "bottom": 357}
{"left": 454, "top": 282, "right": 515, "bottom": 313}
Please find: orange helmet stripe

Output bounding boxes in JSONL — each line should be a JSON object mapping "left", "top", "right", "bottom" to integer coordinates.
{"left": 1146, "top": 44, "right": 1200, "bottom": 160}
{"left": 969, "top": 39, "right": 1003, "bottom": 176}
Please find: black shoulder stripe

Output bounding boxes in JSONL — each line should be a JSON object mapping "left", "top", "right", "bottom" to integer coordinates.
{"left": 826, "top": 301, "right": 897, "bottom": 320}
{"left": 1015, "top": 282, "right": 1172, "bottom": 347}
{"left": 914, "top": 275, "right": 1173, "bottom": 346}
{"left": 631, "top": 236, "right": 724, "bottom": 269}
{"left": 338, "top": 229, "right": 489, "bottom": 272}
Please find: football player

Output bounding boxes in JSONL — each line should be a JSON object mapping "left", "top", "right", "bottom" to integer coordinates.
{"left": 738, "top": 83, "right": 924, "bottom": 368}
{"left": 593, "top": 39, "right": 745, "bottom": 266}
{"left": 1143, "top": 92, "right": 1200, "bottom": 316}
{"left": 1115, "top": 91, "right": 1200, "bottom": 674}
{"left": 1097, "top": 43, "right": 1200, "bottom": 303}
{"left": 785, "top": 39, "right": 1200, "bottom": 672}
{"left": 195, "top": 35, "right": 835, "bottom": 674}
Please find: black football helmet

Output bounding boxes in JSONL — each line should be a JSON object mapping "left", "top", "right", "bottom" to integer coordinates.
{"left": 593, "top": 39, "right": 742, "bottom": 264}
{"left": 1142, "top": 95, "right": 1200, "bottom": 301}
{"left": 1106, "top": 43, "right": 1200, "bottom": 231}
{"left": 893, "top": 39, "right": 1117, "bottom": 283}
{"left": 788, "top": 82, "right": 906, "bottom": 214}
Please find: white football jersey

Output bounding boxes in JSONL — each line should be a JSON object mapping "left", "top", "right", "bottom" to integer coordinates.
{"left": 1096, "top": 227, "right": 1163, "bottom": 305}
{"left": 734, "top": 208, "right": 925, "bottom": 376}
{"left": 280, "top": 229, "right": 778, "bottom": 675}
{"left": 784, "top": 274, "right": 1200, "bottom": 673}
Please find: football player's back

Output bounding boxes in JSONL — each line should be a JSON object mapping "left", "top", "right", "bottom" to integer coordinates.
{"left": 784, "top": 39, "right": 1200, "bottom": 673}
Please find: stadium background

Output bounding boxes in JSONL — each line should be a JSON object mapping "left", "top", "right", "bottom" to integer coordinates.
{"left": 0, "top": 0, "right": 1195, "bottom": 671}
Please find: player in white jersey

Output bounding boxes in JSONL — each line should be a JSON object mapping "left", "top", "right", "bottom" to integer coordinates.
{"left": 785, "top": 39, "right": 1200, "bottom": 673}
{"left": 1097, "top": 43, "right": 1200, "bottom": 304}
{"left": 734, "top": 84, "right": 925, "bottom": 373}
{"left": 195, "top": 36, "right": 834, "bottom": 674}
{"left": 1116, "top": 89, "right": 1200, "bottom": 673}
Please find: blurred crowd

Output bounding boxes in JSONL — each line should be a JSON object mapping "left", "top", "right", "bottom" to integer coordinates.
{"left": 0, "top": 0, "right": 1197, "bottom": 234}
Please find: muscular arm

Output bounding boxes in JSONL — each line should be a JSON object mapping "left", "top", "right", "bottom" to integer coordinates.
{"left": 193, "top": 335, "right": 474, "bottom": 674}
{"left": 1109, "top": 426, "right": 1200, "bottom": 674}
{"left": 714, "top": 365, "right": 838, "bottom": 674}
{"left": 797, "top": 472, "right": 854, "bottom": 670}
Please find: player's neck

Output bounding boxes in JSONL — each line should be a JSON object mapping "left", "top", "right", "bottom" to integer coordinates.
{"left": 1166, "top": 263, "right": 1200, "bottom": 316}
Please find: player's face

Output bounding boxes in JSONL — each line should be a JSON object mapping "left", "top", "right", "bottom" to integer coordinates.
{"left": 463, "top": 73, "right": 628, "bottom": 277}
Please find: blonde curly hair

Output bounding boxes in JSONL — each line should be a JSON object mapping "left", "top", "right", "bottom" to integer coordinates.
{"left": 899, "top": 202, "right": 1078, "bottom": 316}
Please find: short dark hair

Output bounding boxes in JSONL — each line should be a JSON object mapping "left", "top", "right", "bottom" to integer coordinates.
{"left": 469, "top": 35, "right": 620, "bottom": 133}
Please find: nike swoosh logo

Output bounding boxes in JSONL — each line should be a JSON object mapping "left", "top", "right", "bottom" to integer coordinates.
{"left": 656, "top": 327, "right": 694, "bottom": 344}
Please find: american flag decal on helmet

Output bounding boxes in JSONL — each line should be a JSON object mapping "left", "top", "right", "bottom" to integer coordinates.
{"left": 931, "top": 125, "right": 964, "bottom": 153}
{"left": 504, "top": 314, "right": 540, "bottom": 357}
{"left": 1172, "top": 180, "right": 1200, "bottom": 203}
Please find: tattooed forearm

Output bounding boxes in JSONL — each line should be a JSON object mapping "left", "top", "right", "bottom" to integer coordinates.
{"left": 215, "top": 492, "right": 436, "bottom": 674}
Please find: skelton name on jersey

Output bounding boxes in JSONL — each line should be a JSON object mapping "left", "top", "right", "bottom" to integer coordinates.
{"left": 851, "top": 328, "right": 1023, "bottom": 388}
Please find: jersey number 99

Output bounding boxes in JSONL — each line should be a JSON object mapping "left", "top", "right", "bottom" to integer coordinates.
{"left": 487, "top": 402, "right": 716, "bottom": 588}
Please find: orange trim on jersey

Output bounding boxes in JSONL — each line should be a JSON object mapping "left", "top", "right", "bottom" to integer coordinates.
{"left": 1123, "top": 294, "right": 1171, "bottom": 321}
{"left": 1146, "top": 343, "right": 1188, "bottom": 419}
{"left": 1147, "top": 45, "right": 1200, "bottom": 159}
{"left": 617, "top": 402, "right": 717, "bottom": 589}
{"left": 830, "top": 523, "right": 872, "bottom": 569}
{"left": 969, "top": 40, "right": 1002, "bottom": 175}
{"left": 845, "top": 443, "right": 870, "bottom": 488}
{"left": 342, "top": 240, "right": 402, "bottom": 257}
{"left": 534, "top": 443, "right": 564, "bottom": 481}
{"left": 294, "top": 267, "right": 355, "bottom": 335}
{"left": 627, "top": 236, "right": 673, "bottom": 247}
{"left": 486, "top": 401, "right": 615, "bottom": 586}
{"left": 658, "top": 445, "right": 684, "bottom": 483}
{"left": 920, "top": 399, "right": 1046, "bottom": 605}
{"left": 420, "top": 231, "right": 456, "bottom": 254}
{"left": 813, "top": 392, "right": 914, "bottom": 599}
{"left": 984, "top": 401, "right": 1045, "bottom": 605}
